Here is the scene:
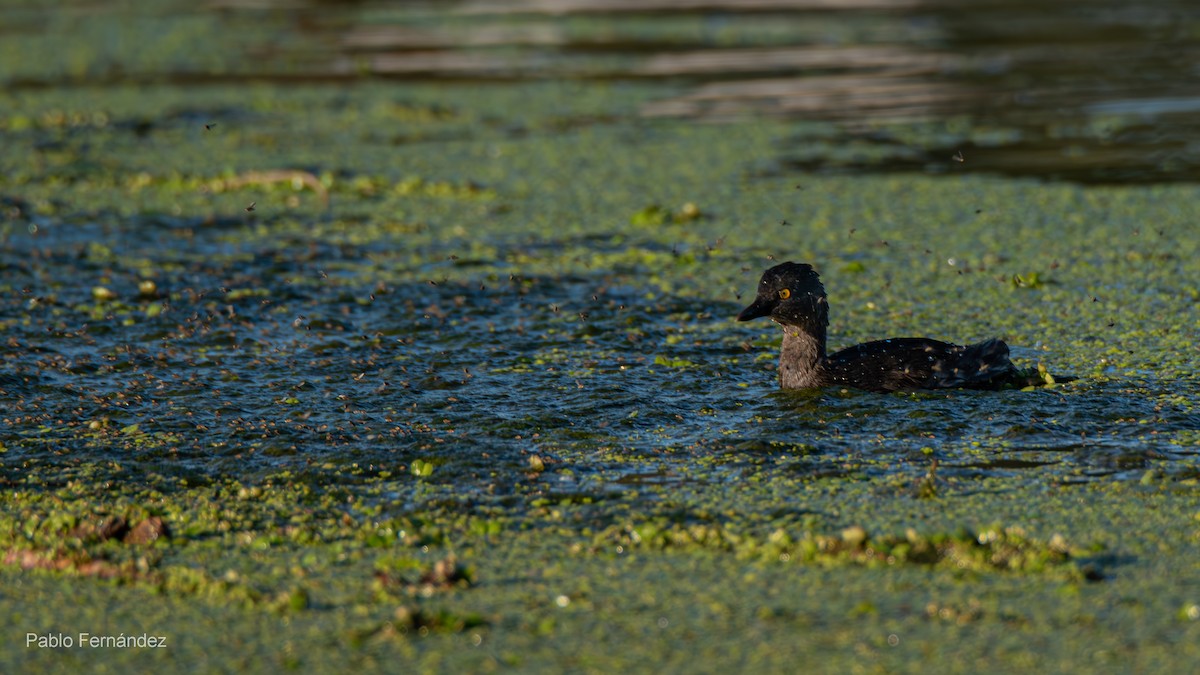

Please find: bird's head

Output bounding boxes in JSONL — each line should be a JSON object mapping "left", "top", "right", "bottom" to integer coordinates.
{"left": 737, "top": 262, "right": 829, "bottom": 330}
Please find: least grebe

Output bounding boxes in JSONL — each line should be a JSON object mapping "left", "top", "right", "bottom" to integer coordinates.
{"left": 738, "top": 262, "right": 1034, "bottom": 392}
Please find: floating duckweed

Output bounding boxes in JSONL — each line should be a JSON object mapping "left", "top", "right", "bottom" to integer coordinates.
{"left": 594, "top": 521, "right": 1083, "bottom": 578}
{"left": 2, "top": 21, "right": 1199, "bottom": 670}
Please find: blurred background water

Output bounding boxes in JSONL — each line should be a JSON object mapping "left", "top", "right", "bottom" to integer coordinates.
{"left": 5, "top": 0, "right": 1200, "bottom": 183}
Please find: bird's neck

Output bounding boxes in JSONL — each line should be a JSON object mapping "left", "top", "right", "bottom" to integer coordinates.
{"left": 778, "top": 324, "right": 827, "bottom": 389}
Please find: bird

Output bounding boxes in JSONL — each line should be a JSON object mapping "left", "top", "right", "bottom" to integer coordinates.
{"left": 737, "top": 262, "right": 1049, "bottom": 392}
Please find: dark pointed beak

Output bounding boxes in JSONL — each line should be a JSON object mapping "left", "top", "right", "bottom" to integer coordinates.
{"left": 737, "top": 296, "right": 773, "bottom": 321}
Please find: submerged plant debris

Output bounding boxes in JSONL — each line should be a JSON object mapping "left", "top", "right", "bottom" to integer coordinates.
{"left": 2, "top": 1, "right": 1199, "bottom": 673}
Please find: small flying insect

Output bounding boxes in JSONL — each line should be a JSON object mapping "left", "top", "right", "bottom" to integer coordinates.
{"left": 245, "top": 201, "right": 256, "bottom": 212}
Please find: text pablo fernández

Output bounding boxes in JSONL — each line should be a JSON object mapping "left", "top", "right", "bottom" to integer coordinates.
{"left": 27, "top": 633, "right": 167, "bottom": 649}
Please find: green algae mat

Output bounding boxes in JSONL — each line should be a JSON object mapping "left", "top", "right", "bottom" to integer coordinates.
{"left": 3, "top": 3, "right": 1200, "bottom": 673}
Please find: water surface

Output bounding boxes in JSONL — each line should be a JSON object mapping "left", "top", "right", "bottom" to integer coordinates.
{"left": 1, "top": 2, "right": 1199, "bottom": 673}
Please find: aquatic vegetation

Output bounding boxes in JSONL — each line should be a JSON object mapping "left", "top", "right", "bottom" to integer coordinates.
{"left": 595, "top": 520, "right": 1087, "bottom": 579}
{"left": 1, "top": 2, "right": 1199, "bottom": 672}
{"left": 374, "top": 554, "right": 475, "bottom": 597}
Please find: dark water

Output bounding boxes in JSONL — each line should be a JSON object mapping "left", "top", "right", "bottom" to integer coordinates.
{"left": 352, "top": 0, "right": 1200, "bottom": 183}
{"left": 2, "top": 218, "right": 1195, "bottom": 493}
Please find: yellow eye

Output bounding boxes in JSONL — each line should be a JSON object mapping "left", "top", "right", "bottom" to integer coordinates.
{"left": 778, "top": 289, "right": 791, "bottom": 300}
